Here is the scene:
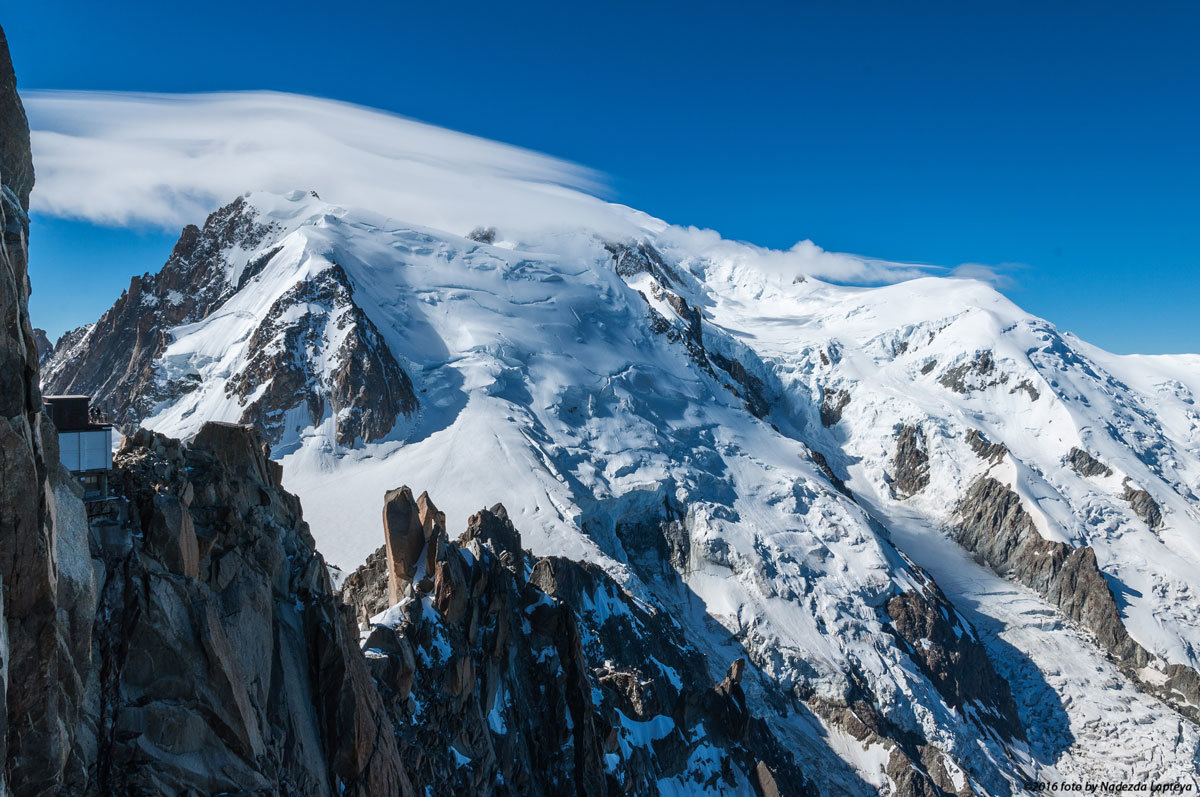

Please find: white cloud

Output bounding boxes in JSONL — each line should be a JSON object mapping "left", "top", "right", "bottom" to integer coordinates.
{"left": 22, "top": 89, "right": 1002, "bottom": 287}
{"left": 657, "top": 225, "right": 932, "bottom": 284}
{"left": 947, "top": 262, "right": 1022, "bottom": 289}
{"left": 24, "top": 90, "right": 627, "bottom": 235}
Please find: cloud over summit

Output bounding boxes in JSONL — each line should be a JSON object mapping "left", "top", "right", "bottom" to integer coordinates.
{"left": 25, "top": 90, "right": 616, "bottom": 234}
{"left": 23, "top": 89, "right": 982, "bottom": 286}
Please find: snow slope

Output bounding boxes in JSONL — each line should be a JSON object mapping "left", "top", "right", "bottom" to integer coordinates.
{"left": 697, "top": 270, "right": 1200, "bottom": 674}
{"left": 51, "top": 189, "right": 1200, "bottom": 793}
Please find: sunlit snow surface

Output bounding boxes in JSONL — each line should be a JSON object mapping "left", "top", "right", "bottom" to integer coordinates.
{"left": 140, "top": 191, "right": 1200, "bottom": 791}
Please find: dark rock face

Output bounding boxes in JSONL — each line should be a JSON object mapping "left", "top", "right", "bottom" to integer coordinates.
{"left": 459, "top": 500, "right": 522, "bottom": 555}
{"left": 41, "top": 199, "right": 418, "bottom": 447}
{"left": 890, "top": 425, "right": 930, "bottom": 498}
{"left": 805, "top": 540, "right": 1026, "bottom": 797}
{"left": 884, "top": 581, "right": 1024, "bottom": 741}
{"left": 710, "top": 351, "right": 771, "bottom": 419}
{"left": 641, "top": 278, "right": 708, "bottom": 371}
{"left": 0, "top": 27, "right": 87, "bottom": 795}
{"left": 808, "top": 677, "right": 975, "bottom": 797}
{"left": 938, "top": 351, "right": 1007, "bottom": 394}
{"left": 955, "top": 478, "right": 1122, "bottom": 641}
{"left": 659, "top": 284, "right": 703, "bottom": 346}
{"left": 820, "top": 388, "right": 850, "bottom": 427}
{"left": 611, "top": 240, "right": 775, "bottom": 422}
{"left": 226, "top": 263, "right": 416, "bottom": 446}
{"left": 607, "top": 240, "right": 789, "bottom": 431}
{"left": 1122, "top": 480, "right": 1163, "bottom": 529}
{"left": 612, "top": 496, "right": 691, "bottom": 581}
{"left": 467, "top": 226, "right": 498, "bottom": 244}
{"left": 0, "top": 20, "right": 35, "bottom": 453}
{"left": 605, "top": 239, "right": 682, "bottom": 285}
{"left": 610, "top": 241, "right": 703, "bottom": 368}
{"left": 954, "top": 476, "right": 1200, "bottom": 721}
{"left": 1067, "top": 447, "right": 1112, "bottom": 478}
{"left": 341, "top": 544, "right": 391, "bottom": 628}
{"left": 810, "top": 448, "right": 851, "bottom": 497}
{"left": 1009, "top": 379, "right": 1040, "bottom": 402}
{"left": 86, "top": 424, "right": 410, "bottom": 795}
{"left": 342, "top": 495, "right": 812, "bottom": 795}
{"left": 965, "top": 429, "right": 1006, "bottom": 462}
{"left": 0, "top": 31, "right": 31, "bottom": 212}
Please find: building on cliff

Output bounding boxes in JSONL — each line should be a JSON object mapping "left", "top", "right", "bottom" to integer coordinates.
{"left": 43, "top": 394, "right": 113, "bottom": 500}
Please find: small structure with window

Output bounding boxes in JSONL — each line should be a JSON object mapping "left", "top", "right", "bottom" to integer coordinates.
{"left": 43, "top": 394, "right": 114, "bottom": 501}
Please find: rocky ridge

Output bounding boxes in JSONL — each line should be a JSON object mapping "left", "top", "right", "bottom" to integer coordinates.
{"left": 344, "top": 486, "right": 813, "bottom": 795}
{"left": 953, "top": 475, "right": 1200, "bottom": 723}
{"left": 41, "top": 196, "right": 419, "bottom": 449}
{"left": 85, "top": 423, "right": 409, "bottom": 794}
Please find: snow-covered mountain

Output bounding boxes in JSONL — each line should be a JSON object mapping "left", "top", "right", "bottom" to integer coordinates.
{"left": 44, "top": 189, "right": 1200, "bottom": 793}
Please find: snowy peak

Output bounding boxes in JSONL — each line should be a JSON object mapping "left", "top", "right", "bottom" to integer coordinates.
{"left": 42, "top": 189, "right": 1200, "bottom": 790}
{"left": 44, "top": 191, "right": 421, "bottom": 450}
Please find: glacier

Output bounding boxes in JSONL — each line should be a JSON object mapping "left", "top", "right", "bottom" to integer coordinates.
{"left": 42, "top": 188, "right": 1200, "bottom": 793}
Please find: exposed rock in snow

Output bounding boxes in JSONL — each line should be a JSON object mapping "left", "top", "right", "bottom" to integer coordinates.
{"left": 225, "top": 261, "right": 417, "bottom": 445}
{"left": 966, "top": 429, "right": 1007, "bottom": 463}
{"left": 889, "top": 425, "right": 930, "bottom": 499}
{"left": 1066, "top": 447, "right": 1111, "bottom": 478}
{"left": 884, "top": 582, "right": 1023, "bottom": 742}
{"left": 820, "top": 387, "right": 851, "bottom": 427}
{"left": 467, "top": 226, "right": 498, "bottom": 244}
{"left": 954, "top": 476, "right": 1199, "bottom": 722}
{"left": 938, "top": 350, "right": 1007, "bottom": 395}
{"left": 1122, "top": 479, "right": 1163, "bottom": 529}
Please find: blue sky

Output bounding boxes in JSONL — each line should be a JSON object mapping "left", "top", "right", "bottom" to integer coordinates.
{"left": 7, "top": 1, "right": 1198, "bottom": 353}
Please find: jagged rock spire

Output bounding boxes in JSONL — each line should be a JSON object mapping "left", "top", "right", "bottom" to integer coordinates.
{"left": 382, "top": 485, "right": 445, "bottom": 603}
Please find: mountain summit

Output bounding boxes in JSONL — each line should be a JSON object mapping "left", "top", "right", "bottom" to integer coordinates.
{"left": 43, "top": 188, "right": 1200, "bottom": 790}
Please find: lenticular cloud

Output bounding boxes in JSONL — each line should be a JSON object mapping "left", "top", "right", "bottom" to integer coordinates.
{"left": 23, "top": 89, "right": 927, "bottom": 284}
{"left": 24, "top": 90, "right": 616, "bottom": 235}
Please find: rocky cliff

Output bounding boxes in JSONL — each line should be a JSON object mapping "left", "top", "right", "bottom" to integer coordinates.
{"left": 342, "top": 487, "right": 812, "bottom": 795}
{"left": 86, "top": 423, "right": 410, "bottom": 794}
{"left": 0, "top": 23, "right": 87, "bottom": 795}
{"left": 5, "top": 416, "right": 419, "bottom": 793}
